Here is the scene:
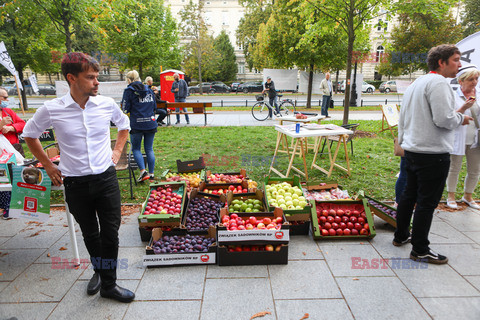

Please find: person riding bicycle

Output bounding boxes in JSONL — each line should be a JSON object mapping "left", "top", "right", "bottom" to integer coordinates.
{"left": 262, "top": 76, "right": 279, "bottom": 118}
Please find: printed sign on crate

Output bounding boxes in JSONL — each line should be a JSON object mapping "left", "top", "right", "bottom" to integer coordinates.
{"left": 9, "top": 166, "right": 51, "bottom": 222}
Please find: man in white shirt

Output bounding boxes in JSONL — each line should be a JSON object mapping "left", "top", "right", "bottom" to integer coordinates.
{"left": 23, "top": 52, "right": 134, "bottom": 302}
{"left": 394, "top": 44, "right": 473, "bottom": 265}
{"left": 319, "top": 72, "right": 332, "bottom": 118}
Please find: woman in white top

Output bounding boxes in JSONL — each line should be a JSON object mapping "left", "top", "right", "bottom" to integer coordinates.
{"left": 446, "top": 65, "right": 480, "bottom": 209}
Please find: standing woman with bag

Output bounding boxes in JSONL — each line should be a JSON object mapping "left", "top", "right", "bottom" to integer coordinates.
{"left": 121, "top": 71, "right": 158, "bottom": 182}
{"left": 446, "top": 65, "right": 480, "bottom": 209}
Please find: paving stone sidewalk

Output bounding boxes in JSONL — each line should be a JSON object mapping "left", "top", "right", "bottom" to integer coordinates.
{"left": 1, "top": 204, "right": 479, "bottom": 320}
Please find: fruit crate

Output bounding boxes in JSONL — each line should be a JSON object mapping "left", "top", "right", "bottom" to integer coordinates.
{"left": 225, "top": 189, "right": 269, "bottom": 214}
{"left": 302, "top": 181, "right": 351, "bottom": 202}
{"left": 311, "top": 199, "right": 376, "bottom": 240}
{"left": 217, "top": 206, "right": 290, "bottom": 245}
{"left": 284, "top": 200, "right": 314, "bottom": 235}
{"left": 176, "top": 157, "right": 206, "bottom": 173}
{"left": 197, "top": 180, "right": 249, "bottom": 198}
{"left": 217, "top": 244, "right": 288, "bottom": 266}
{"left": 364, "top": 195, "right": 397, "bottom": 227}
{"left": 138, "top": 181, "right": 187, "bottom": 228}
{"left": 205, "top": 168, "right": 248, "bottom": 183}
{"left": 182, "top": 189, "right": 226, "bottom": 235}
{"left": 144, "top": 227, "right": 217, "bottom": 267}
{"left": 139, "top": 225, "right": 183, "bottom": 242}
{"left": 264, "top": 176, "right": 312, "bottom": 215}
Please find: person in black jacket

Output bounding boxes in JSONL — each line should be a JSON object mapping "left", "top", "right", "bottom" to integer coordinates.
{"left": 121, "top": 70, "right": 158, "bottom": 182}
{"left": 171, "top": 72, "right": 190, "bottom": 124}
{"left": 151, "top": 86, "right": 167, "bottom": 126}
{"left": 262, "top": 76, "right": 279, "bottom": 118}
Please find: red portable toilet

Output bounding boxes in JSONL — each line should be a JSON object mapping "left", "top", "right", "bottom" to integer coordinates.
{"left": 160, "top": 69, "right": 185, "bottom": 102}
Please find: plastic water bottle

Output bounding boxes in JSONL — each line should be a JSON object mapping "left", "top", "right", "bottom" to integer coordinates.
{"left": 295, "top": 123, "right": 300, "bottom": 133}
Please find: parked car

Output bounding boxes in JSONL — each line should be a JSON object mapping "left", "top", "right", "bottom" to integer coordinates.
{"left": 338, "top": 80, "right": 375, "bottom": 93}
{"left": 379, "top": 80, "right": 397, "bottom": 93}
{"left": 238, "top": 81, "right": 263, "bottom": 93}
{"left": 231, "top": 82, "right": 241, "bottom": 92}
{"left": 209, "top": 82, "right": 231, "bottom": 93}
{"left": 37, "top": 83, "right": 56, "bottom": 95}
{"left": 7, "top": 84, "right": 34, "bottom": 95}
{"left": 188, "top": 82, "right": 212, "bottom": 94}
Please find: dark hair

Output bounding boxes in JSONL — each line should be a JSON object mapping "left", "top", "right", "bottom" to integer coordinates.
{"left": 427, "top": 44, "right": 460, "bottom": 71}
{"left": 61, "top": 52, "right": 100, "bottom": 84}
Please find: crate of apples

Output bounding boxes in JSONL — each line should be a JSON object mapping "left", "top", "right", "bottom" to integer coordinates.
{"left": 312, "top": 200, "right": 376, "bottom": 239}
{"left": 206, "top": 169, "right": 247, "bottom": 184}
{"left": 221, "top": 213, "right": 283, "bottom": 231}
{"left": 163, "top": 170, "right": 203, "bottom": 194}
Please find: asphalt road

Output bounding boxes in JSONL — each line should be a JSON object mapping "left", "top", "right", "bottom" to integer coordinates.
{"left": 13, "top": 92, "right": 403, "bottom": 109}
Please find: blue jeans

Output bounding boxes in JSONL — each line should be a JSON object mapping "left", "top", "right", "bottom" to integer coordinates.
{"left": 175, "top": 98, "right": 190, "bottom": 122}
{"left": 321, "top": 95, "right": 331, "bottom": 116}
{"left": 269, "top": 96, "right": 278, "bottom": 118}
{"left": 394, "top": 151, "right": 450, "bottom": 254}
{"left": 395, "top": 156, "right": 407, "bottom": 203}
{"left": 156, "top": 108, "right": 167, "bottom": 123}
{"left": 64, "top": 166, "right": 121, "bottom": 289}
{"left": 130, "top": 131, "right": 156, "bottom": 173}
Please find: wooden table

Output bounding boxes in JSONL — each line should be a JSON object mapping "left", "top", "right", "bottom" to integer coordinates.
{"left": 275, "top": 114, "right": 325, "bottom": 157}
{"left": 269, "top": 124, "right": 353, "bottom": 179}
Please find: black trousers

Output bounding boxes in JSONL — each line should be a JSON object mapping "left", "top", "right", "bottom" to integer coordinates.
{"left": 394, "top": 151, "right": 450, "bottom": 254}
{"left": 64, "top": 166, "right": 121, "bottom": 289}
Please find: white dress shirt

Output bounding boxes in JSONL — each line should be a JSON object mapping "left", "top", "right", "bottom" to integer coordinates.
{"left": 22, "top": 93, "right": 130, "bottom": 177}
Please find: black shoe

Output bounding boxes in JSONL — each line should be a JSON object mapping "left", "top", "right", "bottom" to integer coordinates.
{"left": 160, "top": 121, "right": 166, "bottom": 125}
{"left": 137, "top": 171, "right": 150, "bottom": 183}
{"left": 175, "top": 121, "right": 180, "bottom": 125}
{"left": 87, "top": 273, "right": 101, "bottom": 295}
{"left": 186, "top": 121, "right": 190, "bottom": 124}
{"left": 100, "top": 285, "right": 135, "bottom": 303}
{"left": 410, "top": 249, "right": 448, "bottom": 264}
{"left": 392, "top": 235, "right": 411, "bottom": 247}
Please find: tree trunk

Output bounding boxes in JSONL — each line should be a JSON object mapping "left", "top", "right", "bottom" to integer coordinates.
{"left": 343, "top": 10, "right": 355, "bottom": 126}
{"left": 64, "top": 23, "right": 72, "bottom": 53}
{"left": 335, "top": 69, "right": 339, "bottom": 94}
{"left": 306, "top": 64, "right": 314, "bottom": 109}
{"left": 197, "top": 43, "right": 203, "bottom": 95}
{"left": 17, "top": 65, "right": 28, "bottom": 111}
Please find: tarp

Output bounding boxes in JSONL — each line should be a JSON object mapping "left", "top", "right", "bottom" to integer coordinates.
{"left": 55, "top": 80, "right": 126, "bottom": 98}
{"left": 262, "top": 69, "right": 298, "bottom": 91}
{"left": 298, "top": 71, "right": 323, "bottom": 94}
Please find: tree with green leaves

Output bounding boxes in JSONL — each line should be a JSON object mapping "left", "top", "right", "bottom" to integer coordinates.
{"left": 299, "top": 0, "right": 387, "bottom": 124}
{"left": 379, "top": 0, "right": 463, "bottom": 78}
{"left": 213, "top": 30, "right": 237, "bottom": 82}
{"left": 100, "top": 0, "right": 181, "bottom": 79}
{"left": 461, "top": 0, "right": 480, "bottom": 37}
{"left": 0, "top": 0, "right": 63, "bottom": 109}
{"left": 236, "top": 0, "right": 273, "bottom": 71}
{"left": 179, "top": 0, "right": 217, "bottom": 92}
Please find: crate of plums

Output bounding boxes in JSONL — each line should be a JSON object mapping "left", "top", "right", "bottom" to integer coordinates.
{"left": 217, "top": 243, "right": 288, "bottom": 266}
{"left": 311, "top": 199, "right": 376, "bottom": 240}
{"left": 137, "top": 182, "right": 187, "bottom": 241}
{"left": 143, "top": 227, "right": 217, "bottom": 267}
{"left": 182, "top": 189, "right": 226, "bottom": 234}
{"left": 364, "top": 195, "right": 397, "bottom": 227}
{"left": 264, "top": 176, "right": 312, "bottom": 215}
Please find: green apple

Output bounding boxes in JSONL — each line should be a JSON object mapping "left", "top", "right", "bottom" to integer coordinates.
{"left": 278, "top": 189, "right": 285, "bottom": 196}
{"left": 280, "top": 204, "right": 287, "bottom": 210}
{"left": 298, "top": 196, "right": 306, "bottom": 202}
{"left": 285, "top": 200, "right": 293, "bottom": 207}
{"left": 277, "top": 198, "right": 286, "bottom": 205}
{"left": 284, "top": 192, "right": 292, "bottom": 198}
{"left": 295, "top": 205, "right": 303, "bottom": 210}
{"left": 294, "top": 189, "right": 303, "bottom": 196}
{"left": 292, "top": 199, "right": 299, "bottom": 206}
{"left": 276, "top": 195, "right": 284, "bottom": 201}
{"left": 292, "top": 194, "right": 299, "bottom": 200}
{"left": 299, "top": 200, "right": 308, "bottom": 207}
{"left": 287, "top": 205, "right": 295, "bottom": 210}
{"left": 284, "top": 196, "right": 293, "bottom": 202}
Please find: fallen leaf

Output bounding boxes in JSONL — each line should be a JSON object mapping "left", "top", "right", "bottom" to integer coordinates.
{"left": 366, "top": 155, "right": 370, "bottom": 158}
{"left": 47, "top": 253, "right": 50, "bottom": 257}
{"left": 302, "top": 252, "right": 307, "bottom": 256}
{"left": 300, "top": 313, "right": 310, "bottom": 320}
{"left": 250, "top": 311, "right": 271, "bottom": 319}
{"left": 40, "top": 277, "right": 50, "bottom": 281}
{"left": 0, "top": 272, "right": 2, "bottom": 276}
{"left": 63, "top": 224, "right": 68, "bottom": 227}
{"left": 353, "top": 278, "right": 359, "bottom": 280}
{"left": 59, "top": 247, "right": 67, "bottom": 251}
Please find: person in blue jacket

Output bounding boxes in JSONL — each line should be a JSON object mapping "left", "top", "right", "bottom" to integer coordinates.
{"left": 121, "top": 70, "right": 158, "bottom": 182}
{"left": 171, "top": 72, "right": 190, "bottom": 124}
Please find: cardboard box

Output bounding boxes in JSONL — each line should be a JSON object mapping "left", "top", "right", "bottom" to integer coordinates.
{"left": 217, "top": 244, "right": 288, "bottom": 266}
{"left": 176, "top": 157, "right": 205, "bottom": 173}
{"left": 205, "top": 168, "right": 248, "bottom": 183}
{"left": 284, "top": 200, "right": 314, "bottom": 235}
{"left": 138, "top": 181, "right": 187, "bottom": 228}
{"left": 138, "top": 225, "right": 181, "bottom": 242}
{"left": 264, "top": 176, "right": 312, "bottom": 215}
{"left": 182, "top": 189, "right": 226, "bottom": 234}
{"left": 311, "top": 199, "right": 376, "bottom": 240}
{"left": 143, "top": 227, "right": 216, "bottom": 267}
{"left": 364, "top": 196, "right": 397, "bottom": 227}
{"left": 217, "top": 206, "right": 289, "bottom": 244}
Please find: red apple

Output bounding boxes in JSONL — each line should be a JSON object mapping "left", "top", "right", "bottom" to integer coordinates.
{"left": 328, "top": 228, "right": 336, "bottom": 236}
{"left": 319, "top": 216, "right": 327, "bottom": 224}
{"left": 339, "top": 222, "right": 347, "bottom": 229}
{"left": 354, "top": 223, "right": 362, "bottom": 231}
{"left": 249, "top": 216, "right": 257, "bottom": 225}
{"left": 350, "top": 216, "right": 358, "bottom": 223}
{"left": 337, "top": 209, "right": 344, "bottom": 216}
{"left": 360, "top": 228, "right": 369, "bottom": 235}
{"left": 334, "top": 216, "right": 342, "bottom": 224}
{"left": 344, "top": 210, "right": 351, "bottom": 217}
{"left": 324, "top": 222, "right": 332, "bottom": 230}
{"left": 263, "top": 218, "right": 272, "bottom": 225}
{"left": 347, "top": 222, "right": 354, "bottom": 229}
{"left": 342, "top": 216, "right": 349, "bottom": 223}
{"left": 321, "top": 229, "right": 329, "bottom": 236}
{"left": 322, "top": 210, "right": 329, "bottom": 217}
{"left": 331, "top": 222, "right": 339, "bottom": 229}
{"left": 336, "top": 229, "right": 343, "bottom": 236}
{"left": 351, "top": 229, "right": 359, "bottom": 235}
{"left": 327, "top": 216, "right": 335, "bottom": 223}
{"left": 358, "top": 217, "right": 365, "bottom": 224}
{"left": 364, "top": 223, "right": 369, "bottom": 230}
{"left": 329, "top": 209, "right": 336, "bottom": 216}
{"left": 343, "top": 228, "right": 351, "bottom": 235}
{"left": 352, "top": 210, "right": 360, "bottom": 217}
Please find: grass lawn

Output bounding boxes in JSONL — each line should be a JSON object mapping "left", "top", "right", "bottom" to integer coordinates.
{"left": 40, "top": 119, "right": 476, "bottom": 205}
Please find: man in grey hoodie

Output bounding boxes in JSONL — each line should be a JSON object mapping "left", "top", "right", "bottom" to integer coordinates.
{"left": 171, "top": 72, "right": 190, "bottom": 124}
{"left": 393, "top": 44, "right": 474, "bottom": 264}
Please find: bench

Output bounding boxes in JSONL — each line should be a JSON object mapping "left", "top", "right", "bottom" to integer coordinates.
{"left": 157, "top": 102, "right": 213, "bottom": 126}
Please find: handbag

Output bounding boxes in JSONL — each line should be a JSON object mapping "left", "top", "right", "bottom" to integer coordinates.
{"left": 329, "top": 99, "right": 334, "bottom": 109}
{"left": 394, "top": 138, "right": 404, "bottom": 157}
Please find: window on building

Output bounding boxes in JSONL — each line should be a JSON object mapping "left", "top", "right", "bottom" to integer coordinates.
{"left": 238, "top": 63, "right": 245, "bottom": 74}
{"left": 376, "top": 45, "right": 384, "bottom": 62}
{"left": 238, "top": 43, "right": 243, "bottom": 50}
{"left": 377, "top": 19, "right": 383, "bottom": 31}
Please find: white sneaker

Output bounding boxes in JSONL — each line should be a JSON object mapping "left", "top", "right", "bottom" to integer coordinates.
{"left": 461, "top": 197, "right": 480, "bottom": 209}
{"left": 446, "top": 200, "right": 458, "bottom": 209}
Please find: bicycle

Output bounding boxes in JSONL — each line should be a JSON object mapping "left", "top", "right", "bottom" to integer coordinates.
{"left": 251, "top": 94, "right": 296, "bottom": 121}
